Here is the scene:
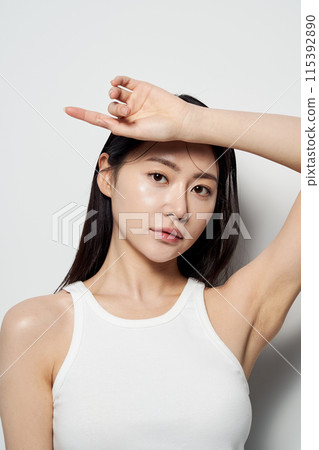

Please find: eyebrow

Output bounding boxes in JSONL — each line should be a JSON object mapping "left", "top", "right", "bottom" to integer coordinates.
{"left": 145, "top": 156, "right": 218, "bottom": 183}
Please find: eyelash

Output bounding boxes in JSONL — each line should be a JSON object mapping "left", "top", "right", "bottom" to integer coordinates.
{"left": 147, "top": 171, "right": 212, "bottom": 197}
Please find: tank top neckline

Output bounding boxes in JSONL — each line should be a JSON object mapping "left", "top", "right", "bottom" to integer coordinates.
{"left": 75, "top": 276, "right": 200, "bottom": 328}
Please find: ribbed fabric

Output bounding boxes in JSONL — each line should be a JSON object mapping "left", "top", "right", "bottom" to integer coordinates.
{"left": 52, "top": 277, "right": 252, "bottom": 449}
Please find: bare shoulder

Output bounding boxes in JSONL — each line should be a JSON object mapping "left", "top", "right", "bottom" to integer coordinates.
{"left": 0, "top": 289, "right": 73, "bottom": 384}
{"left": 0, "top": 290, "right": 73, "bottom": 448}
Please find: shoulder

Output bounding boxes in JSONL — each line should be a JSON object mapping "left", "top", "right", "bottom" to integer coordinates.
{"left": 0, "top": 289, "right": 73, "bottom": 381}
{"left": 1, "top": 289, "right": 73, "bottom": 334}
{"left": 0, "top": 290, "right": 73, "bottom": 447}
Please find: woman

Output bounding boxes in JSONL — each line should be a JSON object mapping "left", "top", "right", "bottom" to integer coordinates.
{"left": 0, "top": 75, "right": 300, "bottom": 449}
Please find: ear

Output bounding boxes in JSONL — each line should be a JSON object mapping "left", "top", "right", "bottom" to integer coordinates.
{"left": 97, "top": 152, "right": 114, "bottom": 198}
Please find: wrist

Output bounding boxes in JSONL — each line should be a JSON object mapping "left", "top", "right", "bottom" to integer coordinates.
{"left": 177, "top": 103, "right": 213, "bottom": 144}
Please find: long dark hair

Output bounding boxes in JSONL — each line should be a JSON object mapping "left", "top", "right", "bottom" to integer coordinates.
{"left": 54, "top": 94, "right": 239, "bottom": 292}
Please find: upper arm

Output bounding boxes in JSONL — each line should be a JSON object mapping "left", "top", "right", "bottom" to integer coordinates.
{"left": 224, "top": 190, "right": 301, "bottom": 343}
{"left": 0, "top": 297, "right": 56, "bottom": 450}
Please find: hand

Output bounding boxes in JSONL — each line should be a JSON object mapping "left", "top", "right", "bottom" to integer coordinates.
{"left": 64, "top": 75, "right": 193, "bottom": 142}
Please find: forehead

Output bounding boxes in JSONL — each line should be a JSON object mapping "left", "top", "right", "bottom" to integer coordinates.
{"left": 127, "top": 141, "right": 219, "bottom": 177}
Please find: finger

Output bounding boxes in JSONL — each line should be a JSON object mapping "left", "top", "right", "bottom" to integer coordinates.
{"left": 64, "top": 106, "right": 91, "bottom": 121}
{"left": 108, "top": 101, "right": 130, "bottom": 118}
{"left": 64, "top": 106, "right": 119, "bottom": 130}
{"left": 109, "top": 86, "right": 131, "bottom": 104}
{"left": 111, "top": 75, "right": 138, "bottom": 91}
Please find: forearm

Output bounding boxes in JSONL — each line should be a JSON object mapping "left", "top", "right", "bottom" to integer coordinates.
{"left": 182, "top": 105, "right": 301, "bottom": 173}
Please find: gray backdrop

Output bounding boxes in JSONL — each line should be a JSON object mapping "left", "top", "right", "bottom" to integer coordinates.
{"left": 0, "top": 0, "right": 300, "bottom": 448}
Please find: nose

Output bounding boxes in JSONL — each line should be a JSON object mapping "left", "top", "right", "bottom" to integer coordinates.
{"left": 164, "top": 185, "right": 189, "bottom": 222}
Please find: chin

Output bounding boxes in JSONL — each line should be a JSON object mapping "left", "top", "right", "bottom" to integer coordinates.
{"left": 135, "top": 242, "right": 182, "bottom": 264}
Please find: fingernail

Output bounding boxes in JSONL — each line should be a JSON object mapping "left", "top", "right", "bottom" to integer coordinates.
{"left": 63, "top": 107, "right": 68, "bottom": 113}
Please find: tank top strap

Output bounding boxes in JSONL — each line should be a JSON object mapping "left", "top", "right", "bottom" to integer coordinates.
{"left": 189, "top": 278, "right": 250, "bottom": 394}
{"left": 188, "top": 276, "right": 206, "bottom": 291}
{"left": 186, "top": 276, "right": 206, "bottom": 307}
{"left": 52, "top": 281, "right": 85, "bottom": 400}
{"left": 62, "top": 280, "right": 85, "bottom": 297}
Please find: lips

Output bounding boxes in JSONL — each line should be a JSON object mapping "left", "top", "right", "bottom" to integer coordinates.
{"left": 150, "top": 227, "right": 183, "bottom": 239}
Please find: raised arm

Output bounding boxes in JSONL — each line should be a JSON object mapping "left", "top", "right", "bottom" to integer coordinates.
{"left": 64, "top": 75, "right": 300, "bottom": 172}
{"left": 182, "top": 107, "right": 301, "bottom": 172}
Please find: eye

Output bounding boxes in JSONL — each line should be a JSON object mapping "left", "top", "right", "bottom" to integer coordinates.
{"left": 193, "top": 185, "right": 212, "bottom": 197}
{"left": 147, "top": 172, "right": 212, "bottom": 197}
{"left": 148, "top": 172, "right": 168, "bottom": 184}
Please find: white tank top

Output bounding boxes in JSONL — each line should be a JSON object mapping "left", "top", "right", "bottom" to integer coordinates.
{"left": 52, "top": 277, "right": 252, "bottom": 449}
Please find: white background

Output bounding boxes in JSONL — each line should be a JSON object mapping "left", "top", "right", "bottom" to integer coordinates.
{"left": 0, "top": 0, "right": 301, "bottom": 449}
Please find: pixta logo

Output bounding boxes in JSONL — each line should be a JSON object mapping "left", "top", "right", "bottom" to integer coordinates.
{"left": 52, "top": 202, "right": 98, "bottom": 249}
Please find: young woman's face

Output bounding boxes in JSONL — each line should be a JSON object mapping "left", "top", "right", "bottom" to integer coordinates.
{"left": 102, "top": 140, "right": 219, "bottom": 263}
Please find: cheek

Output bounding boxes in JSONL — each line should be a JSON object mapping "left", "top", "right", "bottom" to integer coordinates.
{"left": 135, "top": 182, "right": 158, "bottom": 208}
{"left": 116, "top": 174, "right": 158, "bottom": 211}
{"left": 110, "top": 179, "right": 156, "bottom": 236}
